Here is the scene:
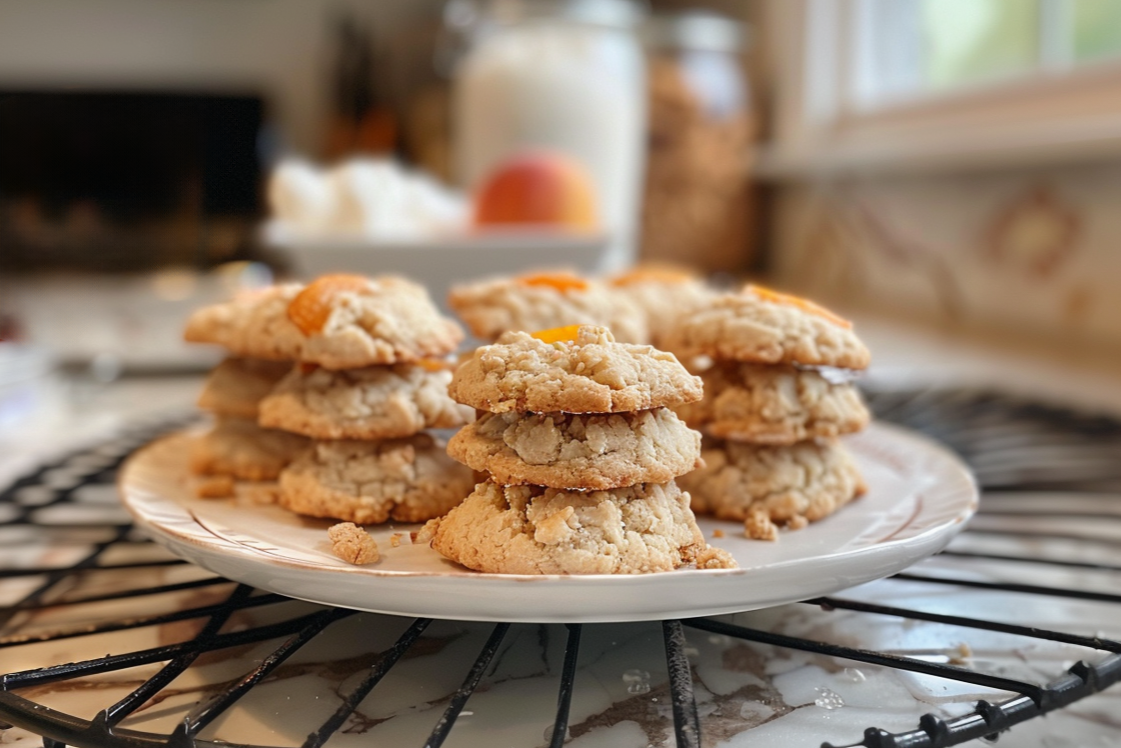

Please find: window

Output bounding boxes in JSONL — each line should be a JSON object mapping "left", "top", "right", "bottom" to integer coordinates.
{"left": 856, "top": 0, "right": 1121, "bottom": 111}
{"left": 762, "top": 0, "right": 1121, "bottom": 175}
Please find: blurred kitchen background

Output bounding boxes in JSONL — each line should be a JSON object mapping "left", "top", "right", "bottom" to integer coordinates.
{"left": 4, "top": 0, "right": 1121, "bottom": 398}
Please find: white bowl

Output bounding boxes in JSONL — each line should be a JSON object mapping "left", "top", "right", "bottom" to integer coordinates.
{"left": 266, "top": 229, "right": 612, "bottom": 312}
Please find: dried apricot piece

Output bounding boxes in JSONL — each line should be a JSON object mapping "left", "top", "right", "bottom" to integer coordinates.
{"left": 517, "top": 272, "right": 589, "bottom": 293}
{"left": 416, "top": 357, "right": 450, "bottom": 372}
{"left": 531, "top": 324, "right": 583, "bottom": 344}
{"left": 287, "top": 274, "right": 369, "bottom": 335}
{"left": 609, "top": 266, "right": 695, "bottom": 287}
{"left": 745, "top": 284, "right": 852, "bottom": 329}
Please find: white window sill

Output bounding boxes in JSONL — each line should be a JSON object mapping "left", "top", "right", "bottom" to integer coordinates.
{"left": 759, "top": 44, "right": 1121, "bottom": 179}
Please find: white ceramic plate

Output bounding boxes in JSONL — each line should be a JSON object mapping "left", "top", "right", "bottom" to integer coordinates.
{"left": 119, "top": 422, "right": 977, "bottom": 623}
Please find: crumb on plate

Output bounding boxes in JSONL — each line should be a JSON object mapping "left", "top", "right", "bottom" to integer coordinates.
{"left": 196, "top": 476, "right": 235, "bottom": 499}
{"left": 328, "top": 522, "right": 380, "bottom": 565}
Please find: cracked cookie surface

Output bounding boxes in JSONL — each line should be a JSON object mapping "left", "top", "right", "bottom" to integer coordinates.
{"left": 663, "top": 288, "right": 871, "bottom": 370}
{"left": 450, "top": 326, "right": 702, "bottom": 414}
{"left": 424, "top": 480, "right": 720, "bottom": 574}
{"left": 259, "top": 363, "right": 473, "bottom": 439}
{"left": 447, "top": 408, "right": 701, "bottom": 489}
{"left": 448, "top": 273, "right": 648, "bottom": 344}
{"left": 185, "top": 276, "right": 462, "bottom": 368}
{"left": 278, "top": 434, "right": 474, "bottom": 524}
{"left": 676, "top": 363, "right": 870, "bottom": 444}
{"left": 678, "top": 438, "right": 866, "bottom": 534}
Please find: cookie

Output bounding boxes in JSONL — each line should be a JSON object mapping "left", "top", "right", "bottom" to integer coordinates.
{"left": 663, "top": 286, "right": 871, "bottom": 370}
{"left": 676, "top": 363, "right": 870, "bottom": 444}
{"left": 607, "top": 266, "right": 716, "bottom": 348}
{"left": 678, "top": 438, "right": 866, "bottom": 530}
{"left": 259, "top": 363, "right": 474, "bottom": 440}
{"left": 425, "top": 480, "right": 724, "bottom": 574}
{"left": 189, "top": 416, "right": 310, "bottom": 481}
{"left": 448, "top": 271, "right": 648, "bottom": 344}
{"left": 447, "top": 408, "right": 702, "bottom": 490}
{"left": 449, "top": 325, "right": 703, "bottom": 414}
{"left": 278, "top": 434, "right": 474, "bottom": 524}
{"left": 291, "top": 274, "right": 463, "bottom": 368}
{"left": 184, "top": 284, "right": 306, "bottom": 361}
{"left": 185, "top": 275, "right": 463, "bottom": 368}
{"left": 197, "top": 358, "right": 292, "bottom": 419}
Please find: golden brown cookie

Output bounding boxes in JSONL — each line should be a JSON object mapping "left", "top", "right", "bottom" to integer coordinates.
{"left": 185, "top": 275, "right": 463, "bottom": 368}
{"left": 678, "top": 438, "right": 866, "bottom": 533}
{"left": 424, "top": 480, "right": 719, "bottom": 574}
{"left": 448, "top": 271, "right": 648, "bottom": 344}
{"left": 447, "top": 408, "right": 702, "bottom": 490}
{"left": 189, "top": 416, "right": 310, "bottom": 481}
{"left": 663, "top": 286, "right": 871, "bottom": 370}
{"left": 290, "top": 274, "right": 463, "bottom": 368}
{"left": 197, "top": 358, "right": 292, "bottom": 419}
{"left": 449, "top": 325, "right": 703, "bottom": 414}
{"left": 675, "top": 363, "right": 870, "bottom": 444}
{"left": 184, "top": 284, "right": 306, "bottom": 361}
{"left": 606, "top": 267, "right": 716, "bottom": 348}
{"left": 258, "top": 363, "right": 473, "bottom": 440}
{"left": 278, "top": 434, "right": 474, "bottom": 524}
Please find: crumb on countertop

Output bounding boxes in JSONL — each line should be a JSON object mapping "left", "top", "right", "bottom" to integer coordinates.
{"left": 712, "top": 528, "right": 725, "bottom": 539}
{"left": 328, "top": 522, "right": 380, "bottom": 564}
{"left": 196, "top": 476, "right": 235, "bottom": 499}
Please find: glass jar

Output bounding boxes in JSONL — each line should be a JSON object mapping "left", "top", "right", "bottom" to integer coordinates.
{"left": 447, "top": 0, "right": 648, "bottom": 272}
{"left": 641, "top": 11, "right": 754, "bottom": 273}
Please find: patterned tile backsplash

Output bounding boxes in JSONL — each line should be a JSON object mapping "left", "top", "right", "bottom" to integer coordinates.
{"left": 770, "top": 163, "right": 1121, "bottom": 356}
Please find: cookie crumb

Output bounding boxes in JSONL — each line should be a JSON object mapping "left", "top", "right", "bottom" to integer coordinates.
{"left": 243, "top": 484, "right": 280, "bottom": 505}
{"left": 328, "top": 522, "right": 380, "bottom": 565}
{"left": 695, "top": 546, "right": 738, "bottom": 569}
{"left": 196, "top": 476, "right": 235, "bottom": 499}
{"left": 390, "top": 533, "right": 403, "bottom": 548}
{"left": 744, "top": 509, "right": 778, "bottom": 541}
{"left": 712, "top": 528, "right": 725, "bottom": 539}
{"left": 786, "top": 514, "right": 809, "bottom": 531}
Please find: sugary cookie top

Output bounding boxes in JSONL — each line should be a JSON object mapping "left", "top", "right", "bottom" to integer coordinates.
{"left": 184, "top": 275, "right": 463, "bottom": 368}
{"left": 184, "top": 284, "right": 306, "bottom": 361}
{"left": 448, "top": 324, "right": 703, "bottom": 414}
{"left": 662, "top": 286, "right": 871, "bottom": 370}
{"left": 447, "top": 271, "right": 648, "bottom": 344}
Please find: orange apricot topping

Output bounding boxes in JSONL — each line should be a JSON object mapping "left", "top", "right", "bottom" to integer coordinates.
{"left": 531, "top": 324, "right": 583, "bottom": 344}
{"left": 416, "top": 357, "right": 450, "bottom": 372}
{"left": 517, "top": 272, "right": 590, "bottom": 293}
{"left": 745, "top": 285, "right": 852, "bottom": 329}
{"left": 609, "top": 266, "right": 695, "bottom": 287}
{"left": 287, "top": 274, "right": 370, "bottom": 335}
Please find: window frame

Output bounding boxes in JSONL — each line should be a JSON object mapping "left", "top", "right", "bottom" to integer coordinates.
{"left": 759, "top": 0, "right": 1121, "bottom": 178}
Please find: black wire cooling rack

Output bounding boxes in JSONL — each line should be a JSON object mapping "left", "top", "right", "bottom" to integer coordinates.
{"left": 2, "top": 388, "right": 1121, "bottom": 748}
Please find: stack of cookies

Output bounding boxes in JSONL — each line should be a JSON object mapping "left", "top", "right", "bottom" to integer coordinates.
{"left": 184, "top": 274, "right": 475, "bottom": 525}
{"left": 665, "top": 286, "right": 872, "bottom": 540}
{"left": 423, "top": 324, "right": 737, "bottom": 574}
